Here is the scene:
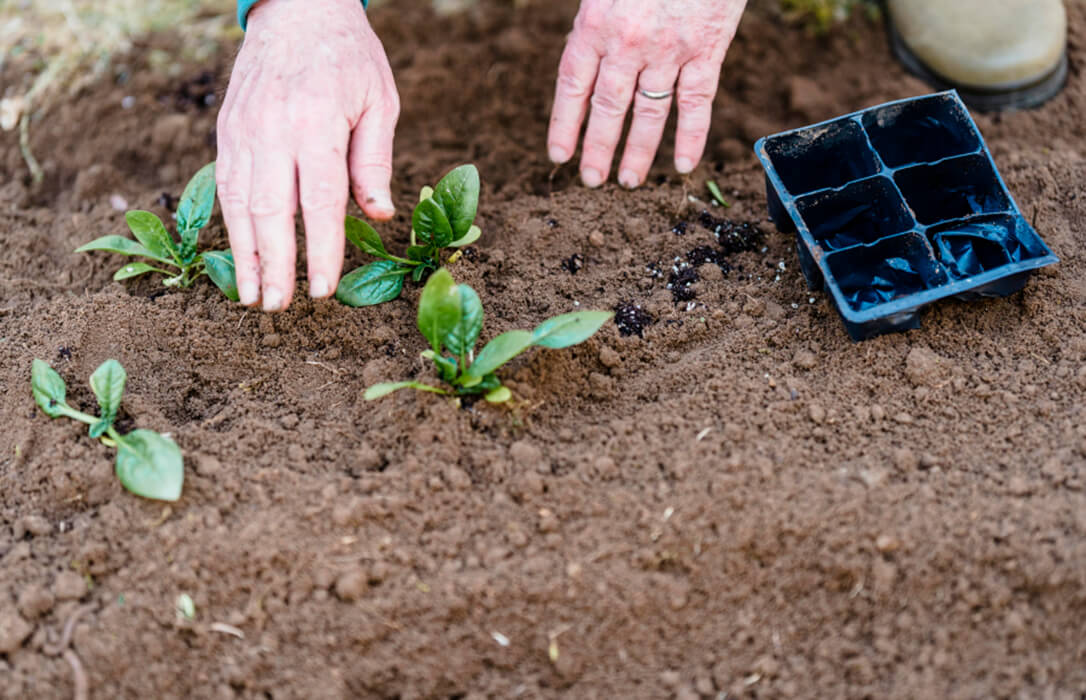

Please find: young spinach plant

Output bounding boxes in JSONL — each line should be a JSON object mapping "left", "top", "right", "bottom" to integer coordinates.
{"left": 336, "top": 164, "right": 482, "bottom": 307}
{"left": 76, "top": 162, "right": 238, "bottom": 300}
{"left": 365, "top": 268, "right": 613, "bottom": 403}
{"left": 31, "top": 359, "right": 184, "bottom": 501}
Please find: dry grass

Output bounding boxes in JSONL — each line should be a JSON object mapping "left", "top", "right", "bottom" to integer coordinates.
{"left": 0, "top": 0, "right": 235, "bottom": 181}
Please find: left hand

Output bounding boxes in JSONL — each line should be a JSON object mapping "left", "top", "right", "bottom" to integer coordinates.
{"left": 547, "top": 0, "right": 748, "bottom": 189}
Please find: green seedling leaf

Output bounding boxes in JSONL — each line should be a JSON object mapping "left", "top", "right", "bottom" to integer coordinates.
{"left": 125, "top": 211, "right": 178, "bottom": 262}
{"left": 88, "top": 359, "right": 126, "bottom": 439}
{"left": 114, "top": 262, "right": 171, "bottom": 281}
{"left": 345, "top": 216, "right": 393, "bottom": 259}
{"left": 531, "top": 310, "right": 614, "bottom": 349}
{"left": 449, "top": 224, "right": 481, "bottom": 248}
{"left": 176, "top": 162, "right": 216, "bottom": 255}
{"left": 31, "top": 359, "right": 68, "bottom": 418}
{"left": 707, "top": 180, "right": 731, "bottom": 208}
{"left": 413, "top": 197, "right": 454, "bottom": 247}
{"left": 411, "top": 266, "right": 428, "bottom": 283}
{"left": 445, "top": 284, "right": 483, "bottom": 357}
{"left": 336, "top": 260, "right": 408, "bottom": 307}
{"left": 201, "top": 250, "right": 240, "bottom": 301}
{"left": 433, "top": 164, "right": 480, "bottom": 239}
{"left": 422, "top": 351, "right": 458, "bottom": 383}
{"left": 464, "top": 330, "right": 533, "bottom": 379}
{"left": 406, "top": 245, "right": 430, "bottom": 262}
{"left": 364, "top": 381, "right": 446, "bottom": 400}
{"left": 419, "top": 186, "right": 434, "bottom": 202}
{"left": 76, "top": 235, "right": 173, "bottom": 266}
{"left": 484, "top": 386, "right": 512, "bottom": 404}
{"left": 417, "top": 267, "right": 461, "bottom": 353}
{"left": 114, "top": 429, "right": 184, "bottom": 502}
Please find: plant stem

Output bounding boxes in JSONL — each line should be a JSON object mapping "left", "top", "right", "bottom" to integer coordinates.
{"left": 57, "top": 404, "right": 99, "bottom": 426}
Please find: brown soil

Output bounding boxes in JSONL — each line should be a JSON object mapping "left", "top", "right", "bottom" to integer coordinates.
{"left": 2, "top": 1, "right": 1086, "bottom": 698}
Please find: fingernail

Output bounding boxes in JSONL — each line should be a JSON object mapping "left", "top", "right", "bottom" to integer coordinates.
{"left": 676, "top": 157, "right": 695, "bottom": 174}
{"left": 367, "top": 192, "right": 394, "bottom": 214}
{"left": 618, "top": 169, "right": 639, "bottom": 189}
{"left": 549, "top": 145, "right": 570, "bottom": 163}
{"left": 581, "top": 168, "right": 603, "bottom": 188}
{"left": 239, "top": 281, "right": 259, "bottom": 306}
{"left": 310, "top": 274, "right": 330, "bottom": 299}
{"left": 263, "top": 286, "right": 283, "bottom": 312}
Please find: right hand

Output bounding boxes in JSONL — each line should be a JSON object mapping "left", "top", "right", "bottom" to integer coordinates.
{"left": 215, "top": 0, "right": 400, "bottom": 311}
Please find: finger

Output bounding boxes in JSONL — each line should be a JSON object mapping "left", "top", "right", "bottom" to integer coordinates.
{"left": 674, "top": 58, "right": 723, "bottom": 174}
{"left": 216, "top": 144, "right": 262, "bottom": 306}
{"left": 348, "top": 91, "right": 399, "bottom": 221}
{"left": 617, "top": 66, "right": 679, "bottom": 189}
{"left": 579, "top": 57, "right": 637, "bottom": 188}
{"left": 298, "top": 135, "right": 350, "bottom": 299}
{"left": 250, "top": 150, "right": 298, "bottom": 311}
{"left": 547, "top": 38, "right": 600, "bottom": 165}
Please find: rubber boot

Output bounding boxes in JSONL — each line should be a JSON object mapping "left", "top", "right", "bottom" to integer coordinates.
{"left": 886, "top": 0, "right": 1068, "bottom": 111}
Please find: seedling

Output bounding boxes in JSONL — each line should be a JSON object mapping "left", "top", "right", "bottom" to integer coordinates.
{"left": 336, "top": 164, "right": 482, "bottom": 307}
{"left": 76, "top": 162, "right": 238, "bottom": 301}
{"left": 31, "top": 359, "right": 183, "bottom": 501}
{"left": 365, "top": 268, "right": 613, "bottom": 403}
{"left": 707, "top": 180, "right": 731, "bottom": 208}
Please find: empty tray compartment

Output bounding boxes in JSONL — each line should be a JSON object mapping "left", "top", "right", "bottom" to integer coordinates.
{"left": 862, "top": 93, "right": 980, "bottom": 167}
{"left": 762, "top": 118, "right": 880, "bottom": 194}
{"left": 927, "top": 213, "right": 1049, "bottom": 279}
{"left": 796, "top": 176, "right": 913, "bottom": 250}
{"left": 894, "top": 153, "right": 1010, "bottom": 225}
{"left": 825, "top": 231, "right": 949, "bottom": 312}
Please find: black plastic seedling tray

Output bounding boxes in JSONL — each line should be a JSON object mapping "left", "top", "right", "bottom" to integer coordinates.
{"left": 755, "top": 91, "right": 1058, "bottom": 341}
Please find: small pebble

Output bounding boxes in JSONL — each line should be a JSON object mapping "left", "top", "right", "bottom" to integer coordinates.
{"left": 875, "top": 534, "right": 900, "bottom": 553}
{"left": 588, "top": 230, "right": 605, "bottom": 247}
{"left": 0, "top": 611, "right": 33, "bottom": 654}
{"left": 598, "top": 346, "right": 621, "bottom": 368}
{"left": 17, "top": 586, "right": 55, "bottom": 619}
{"left": 54, "top": 571, "right": 88, "bottom": 600}
{"left": 537, "top": 508, "right": 559, "bottom": 533}
{"left": 792, "top": 349, "right": 817, "bottom": 370}
{"left": 892, "top": 448, "right": 919, "bottom": 471}
{"left": 334, "top": 568, "right": 368, "bottom": 601}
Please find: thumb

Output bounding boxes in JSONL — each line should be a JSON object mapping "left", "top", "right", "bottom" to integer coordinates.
{"left": 349, "top": 94, "right": 399, "bottom": 221}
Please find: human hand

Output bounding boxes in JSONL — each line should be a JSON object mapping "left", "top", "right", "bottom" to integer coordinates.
{"left": 547, "top": 0, "right": 747, "bottom": 189}
{"left": 216, "top": 0, "right": 400, "bottom": 311}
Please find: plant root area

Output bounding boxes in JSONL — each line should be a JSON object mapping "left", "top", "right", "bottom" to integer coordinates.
{"left": 2, "top": 1, "right": 1086, "bottom": 697}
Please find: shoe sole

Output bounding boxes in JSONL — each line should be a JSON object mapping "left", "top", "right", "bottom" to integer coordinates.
{"left": 887, "top": 21, "right": 1068, "bottom": 112}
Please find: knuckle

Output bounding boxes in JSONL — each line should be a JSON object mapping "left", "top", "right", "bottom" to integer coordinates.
{"left": 217, "top": 182, "right": 247, "bottom": 208}
{"left": 590, "top": 89, "right": 628, "bottom": 119}
{"left": 677, "top": 89, "right": 713, "bottom": 113}
{"left": 249, "top": 192, "right": 288, "bottom": 218}
{"left": 633, "top": 99, "right": 670, "bottom": 121}
{"left": 383, "top": 91, "right": 401, "bottom": 120}
{"left": 556, "top": 71, "right": 591, "bottom": 99}
{"left": 300, "top": 180, "right": 347, "bottom": 212}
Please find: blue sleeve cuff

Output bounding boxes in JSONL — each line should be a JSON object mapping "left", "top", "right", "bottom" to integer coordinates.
{"left": 238, "top": 0, "right": 368, "bottom": 31}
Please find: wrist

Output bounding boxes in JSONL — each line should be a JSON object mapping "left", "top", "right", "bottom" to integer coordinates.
{"left": 239, "top": 0, "right": 368, "bottom": 32}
